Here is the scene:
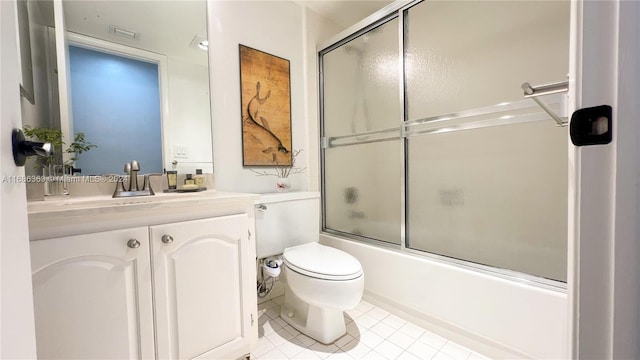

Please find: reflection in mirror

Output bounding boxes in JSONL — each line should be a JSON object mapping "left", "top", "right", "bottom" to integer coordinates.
{"left": 18, "top": 0, "right": 61, "bottom": 176}
{"left": 62, "top": 0, "right": 213, "bottom": 175}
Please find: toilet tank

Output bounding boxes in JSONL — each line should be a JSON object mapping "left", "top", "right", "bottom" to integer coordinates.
{"left": 255, "top": 192, "right": 320, "bottom": 259}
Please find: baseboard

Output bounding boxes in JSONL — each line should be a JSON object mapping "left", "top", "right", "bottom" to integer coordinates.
{"left": 363, "top": 290, "right": 534, "bottom": 359}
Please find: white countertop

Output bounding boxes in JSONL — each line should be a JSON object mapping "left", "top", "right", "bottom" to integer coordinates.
{"left": 28, "top": 190, "right": 260, "bottom": 240}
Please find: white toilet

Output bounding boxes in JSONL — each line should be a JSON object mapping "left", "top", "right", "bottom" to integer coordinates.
{"left": 255, "top": 192, "right": 364, "bottom": 344}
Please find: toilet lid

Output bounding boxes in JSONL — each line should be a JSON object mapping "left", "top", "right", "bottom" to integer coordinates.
{"left": 283, "top": 242, "right": 362, "bottom": 281}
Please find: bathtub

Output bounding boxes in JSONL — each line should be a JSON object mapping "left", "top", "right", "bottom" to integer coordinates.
{"left": 321, "top": 234, "right": 568, "bottom": 359}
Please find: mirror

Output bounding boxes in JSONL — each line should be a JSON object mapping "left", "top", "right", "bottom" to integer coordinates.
{"left": 18, "top": 0, "right": 61, "bottom": 163}
{"left": 61, "top": 0, "right": 213, "bottom": 175}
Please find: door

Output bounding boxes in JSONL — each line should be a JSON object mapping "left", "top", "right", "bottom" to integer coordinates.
{"left": 30, "top": 228, "right": 155, "bottom": 359}
{"left": 151, "top": 214, "right": 251, "bottom": 360}
{"left": 0, "top": 0, "right": 37, "bottom": 357}
{"left": 570, "top": 1, "right": 640, "bottom": 358}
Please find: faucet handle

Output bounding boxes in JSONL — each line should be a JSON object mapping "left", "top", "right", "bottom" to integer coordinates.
{"left": 130, "top": 160, "right": 140, "bottom": 171}
{"left": 142, "top": 173, "right": 163, "bottom": 195}
{"left": 107, "top": 175, "right": 127, "bottom": 198}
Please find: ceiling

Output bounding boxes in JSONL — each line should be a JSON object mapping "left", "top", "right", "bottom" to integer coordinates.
{"left": 296, "top": 1, "right": 393, "bottom": 29}
{"left": 61, "top": 1, "right": 391, "bottom": 66}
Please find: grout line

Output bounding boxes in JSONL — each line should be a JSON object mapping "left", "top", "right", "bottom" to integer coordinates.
{"left": 253, "top": 296, "right": 493, "bottom": 360}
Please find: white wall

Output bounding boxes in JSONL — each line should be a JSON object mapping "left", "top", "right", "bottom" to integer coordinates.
{"left": 209, "top": 1, "right": 303, "bottom": 193}
{"left": 1, "top": 0, "right": 38, "bottom": 356}
{"left": 166, "top": 58, "right": 214, "bottom": 174}
{"left": 209, "top": 1, "right": 340, "bottom": 193}
{"left": 321, "top": 234, "right": 568, "bottom": 359}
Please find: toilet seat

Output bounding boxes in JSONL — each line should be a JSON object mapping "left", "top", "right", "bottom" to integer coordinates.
{"left": 283, "top": 242, "right": 363, "bottom": 281}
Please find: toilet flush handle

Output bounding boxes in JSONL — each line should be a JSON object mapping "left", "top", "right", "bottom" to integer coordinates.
{"left": 256, "top": 204, "right": 267, "bottom": 212}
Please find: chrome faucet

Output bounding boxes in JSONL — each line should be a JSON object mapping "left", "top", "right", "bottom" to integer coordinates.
{"left": 124, "top": 160, "right": 140, "bottom": 191}
{"left": 112, "top": 160, "right": 162, "bottom": 198}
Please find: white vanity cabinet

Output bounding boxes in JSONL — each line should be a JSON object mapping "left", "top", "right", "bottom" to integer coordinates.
{"left": 151, "top": 214, "right": 251, "bottom": 359}
{"left": 30, "top": 227, "right": 155, "bottom": 359}
{"left": 28, "top": 192, "right": 258, "bottom": 360}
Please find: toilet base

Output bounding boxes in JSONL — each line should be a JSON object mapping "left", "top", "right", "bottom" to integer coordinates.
{"left": 280, "top": 283, "right": 346, "bottom": 344}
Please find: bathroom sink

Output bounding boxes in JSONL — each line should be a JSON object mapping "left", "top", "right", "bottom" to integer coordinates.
{"left": 27, "top": 190, "right": 260, "bottom": 241}
{"left": 27, "top": 190, "right": 254, "bottom": 214}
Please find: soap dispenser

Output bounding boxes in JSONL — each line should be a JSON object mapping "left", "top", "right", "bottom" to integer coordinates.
{"left": 194, "top": 169, "right": 205, "bottom": 188}
{"left": 184, "top": 174, "right": 195, "bottom": 186}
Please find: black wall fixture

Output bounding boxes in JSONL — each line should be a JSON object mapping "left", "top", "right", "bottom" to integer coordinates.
{"left": 12, "top": 128, "right": 54, "bottom": 167}
{"left": 570, "top": 105, "right": 613, "bottom": 146}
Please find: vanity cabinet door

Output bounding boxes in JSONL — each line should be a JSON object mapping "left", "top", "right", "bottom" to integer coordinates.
{"left": 151, "top": 214, "right": 251, "bottom": 360}
{"left": 30, "top": 227, "right": 155, "bottom": 359}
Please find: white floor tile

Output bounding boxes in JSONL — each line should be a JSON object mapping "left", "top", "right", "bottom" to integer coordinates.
{"left": 345, "top": 308, "right": 364, "bottom": 320}
{"left": 407, "top": 341, "right": 438, "bottom": 359}
{"left": 278, "top": 338, "right": 308, "bottom": 358}
{"left": 266, "top": 328, "right": 295, "bottom": 346}
{"left": 340, "top": 338, "right": 373, "bottom": 359}
{"left": 344, "top": 314, "right": 354, "bottom": 325}
{"left": 273, "top": 316, "right": 289, "bottom": 329}
{"left": 381, "top": 315, "right": 407, "bottom": 330}
{"left": 397, "top": 322, "right": 426, "bottom": 339}
{"left": 334, "top": 334, "right": 355, "bottom": 349}
{"left": 355, "top": 314, "right": 380, "bottom": 330}
{"left": 325, "top": 352, "right": 354, "bottom": 360}
{"left": 252, "top": 336, "right": 276, "bottom": 357}
{"left": 396, "top": 351, "right": 422, "bottom": 360}
{"left": 359, "top": 330, "right": 385, "bottom": 349}
{"left": 309, "top": 342, "right": 339, "bottom": 358}
{"left": 361, "top": 351, "right": 389, "bottom": 360}
{"left": 387, "top": 331, "right": 416, "bottom": 349}
{"left": 258, "top": 347, "right": 288, "bottom": 359}
{"left": 370, "top": 322, "right": 396, "bottom": 339}
{"left": 373, "top": 340, "right": 404, "bottom": 359}
{"left": 258, "top": 313, "right": 271, "bottom": 327}
{"left": 432, "top": 352, "right": 456, "bottom": 360}
{"left": 260, "top": 320, "right": 282, "bottom": 337}
{"left": 284, "top": 324, "right": 301, "bottom": 337}
{"left": 296, "top": 333, "right": 318, "bottom": 347}
{"left": 416, "top": 331, "right": 447, "bottom": 350}
{"left": 366, "top": 307, "right": 390, "bottom": 321}
{"left": 439, "top": 342, "right": 472, "bottom": 360}
{"left": 294, "top": 349, "right": 324, "bottom": 359}
{"left": 252, "top": 296, "right": 493, "bottom": 360}
{"left": 346, "top": 321, "right": 362, "bottom": 339}
{"left": 468, "top": 352, "right": 492, "bottom": 360}
{"left": 355, "top": 300, "right": 375, "bottom": 313}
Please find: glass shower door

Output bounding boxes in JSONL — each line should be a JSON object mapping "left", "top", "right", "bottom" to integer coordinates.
{"left": 321, "top": 18, "right": 402, "bottom": 245}
{"left": 404, "top": 0, "right": 570, "bottom": 281}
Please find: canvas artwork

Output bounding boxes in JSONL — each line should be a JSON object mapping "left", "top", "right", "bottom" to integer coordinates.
{"left": 239, "top": 44, "right": 292, "bottom": 166}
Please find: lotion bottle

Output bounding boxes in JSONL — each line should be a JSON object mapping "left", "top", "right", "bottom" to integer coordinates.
{"left": 184, "top": 174, "right": 195, "bottom": 185}
{"left": 194, "top": 169, "right": 205, "bottom": 188}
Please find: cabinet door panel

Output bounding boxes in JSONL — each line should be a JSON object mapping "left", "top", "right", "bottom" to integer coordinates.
{"left": 30, "top": 227, "right": 154, "bottom": 359}
{"left": 152, "top": 214, "right": 250, "bottom": 359}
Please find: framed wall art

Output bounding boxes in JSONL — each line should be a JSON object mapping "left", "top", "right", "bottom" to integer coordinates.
{"left": 239, "top": 44, "right": 292, "bottom": 166}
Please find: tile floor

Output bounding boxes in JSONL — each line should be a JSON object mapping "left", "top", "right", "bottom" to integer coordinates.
{"left": 253, "top": 297, "right": 492, "bottom": 360}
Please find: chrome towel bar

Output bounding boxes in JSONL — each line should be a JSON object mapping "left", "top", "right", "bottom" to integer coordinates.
{"left": 521, "top": 81, "right": 569, "bottom": 126}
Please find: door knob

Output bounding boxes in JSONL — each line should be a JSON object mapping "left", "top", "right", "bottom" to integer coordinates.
{"left": 127, "top": 239, "right": 141, "bottom": 248}
{"left": 12, "top": 129, "right": 54, "bottom": 167}
{"left": 161, "top": 235, "right": 174, "bottom": 244}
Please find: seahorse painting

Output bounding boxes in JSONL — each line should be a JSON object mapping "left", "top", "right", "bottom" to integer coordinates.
{"left": 239, "top": 45, "right": 292, "bottom": 166}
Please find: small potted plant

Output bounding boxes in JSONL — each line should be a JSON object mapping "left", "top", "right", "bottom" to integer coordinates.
{"left": 23, "top": 125, "right": 96, "bottom": 196}
{"left": 251, "top": 149, "right": 305, "bottom": 192}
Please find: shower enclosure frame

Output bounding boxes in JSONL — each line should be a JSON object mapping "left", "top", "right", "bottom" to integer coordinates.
{"left": 320, "top": 0, "right": 640, "bottom": 357}
{"left": 318, "top": 0, "right": 569, "bottom": 291}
